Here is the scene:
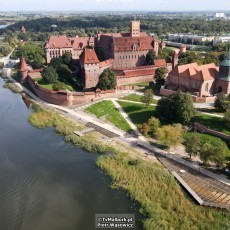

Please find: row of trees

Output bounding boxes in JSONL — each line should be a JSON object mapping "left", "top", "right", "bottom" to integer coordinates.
{"left": 184, "top": 133, "right": 229, "bottom": 166}
{"left": 3, "top": 16, "right": 230, "bottom": 36}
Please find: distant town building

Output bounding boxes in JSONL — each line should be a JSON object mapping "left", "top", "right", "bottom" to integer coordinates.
{"left": 215, "top": 12, "right": 225, "bottom": 19}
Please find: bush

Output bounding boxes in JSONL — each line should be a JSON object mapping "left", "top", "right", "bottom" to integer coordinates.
{"left": 53, "top": 81, "right": 66, "bottom": 91}
{"left": 156, "top": 124, "right": 183, "bottom": 148}
{"left": 147, "top": 117, "right": 160, "bottom": 137}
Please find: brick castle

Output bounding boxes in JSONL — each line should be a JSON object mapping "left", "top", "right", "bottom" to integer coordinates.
{"left": 45, "top": 21, "right": 171, "bottom": 89}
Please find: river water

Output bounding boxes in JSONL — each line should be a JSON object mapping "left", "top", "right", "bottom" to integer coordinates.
{"left": 0, "top": 76, "right": 142, "bottom": 230}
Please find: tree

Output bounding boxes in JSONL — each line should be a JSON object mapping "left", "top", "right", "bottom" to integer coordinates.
{"left": 184, "top": 133, "right": 201, "bottom": 158}
{"left": 57, "top": 64, "right": 72, "bottom": 81}
{"left": 147, "top": 117, "right": 160, "bottom": 137}
{"left": 224, "top": 109, "right": 230, "bottom": 128}
{"left": 62, "top": 52, "right": 72, "bottom": 66}
{"left": 214, "top": 93, "right": 227, "bottom": 111}
{"left": 98, "top": 68, "right": 116, "bottom": 90}
{"left": 12, "top": 43, "right": 45, "bottom": 68}
{"left": 141, "top": 89, "right": 153, "bottom": 106}
{"left": 145, "top": 50, "right": 156, "bottom": 65}
{"left": 42, "top": 66, "right": 58, "bottom": 83}
{"left": 156, "top": 124, "right": 183, "bottom": 148}
{"left": 154, "top": 67, "right": 168, "bottom": 85}
{"left": 211, "top": 144, "right": 228, "bottom": 167}
{"left": 140, "top": 123, "right": 149, "bottom": 136}
{"left": 50, "top": 58, "right": 63, "bottom": 69}
{"left": 156, "top": 91, "right": 196, "bottom": 124}
{"left": 200, "top": 143, "right": 215, "bottom": 165}
{"left": 53, "top": 81, "right": 66, "bottom": 91}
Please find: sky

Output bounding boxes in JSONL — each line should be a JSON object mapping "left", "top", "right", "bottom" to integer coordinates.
{"left": 0, "top": 0, "right": 230, "bottom": 11}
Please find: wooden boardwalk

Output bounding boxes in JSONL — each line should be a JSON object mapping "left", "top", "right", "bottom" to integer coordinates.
{"left": 158, "top": 155, "right": 230, "bottom": 211}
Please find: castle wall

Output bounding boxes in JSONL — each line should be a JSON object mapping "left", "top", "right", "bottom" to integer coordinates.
{"left": 28, "top": 76, "right": 116, "bottom": 106}
{"left": 116, "top": 74, "right": 155, "bottom": 86}
{"left": 113, "top": 50, "right": 148, "bottom": 69}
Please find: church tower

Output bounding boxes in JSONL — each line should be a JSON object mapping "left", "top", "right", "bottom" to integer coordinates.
{"left": 130, "top": 21, "right": 140, "bottom": 37}
{"left": 215, "top": 50, "right": 230, "bottom": 94}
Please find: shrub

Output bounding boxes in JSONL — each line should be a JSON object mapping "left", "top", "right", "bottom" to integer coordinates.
{"left": 147, "top": 117, "right": 160, "bottom": 137}
{"left": 53, "top": 81, "right": 66, "bottom": 91}
{"left": 156, "top": 124, "right": 183, "bottom": 148}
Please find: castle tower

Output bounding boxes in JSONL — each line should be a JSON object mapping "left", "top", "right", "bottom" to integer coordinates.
{"left": 19, "top": 57, "right": 28, "bottom": 83}
{"left": 172, "top": 51, "right": 179, "bottom": 69}
{"left": 130, "top": 21, "right": 140, "bottom": 37}
{"left": 80, "top": 49, "right": 100, "bottom": 89}
{"left": 21, "top": 25, "right": 26, "bottom": 33}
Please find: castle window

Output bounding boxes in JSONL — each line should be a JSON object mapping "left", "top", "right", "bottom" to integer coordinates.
{"left": 132, "top": 44, "right": 137, "bottom": 51}
{"left": 205, "top": 83, "right": 209, "bottom": 92}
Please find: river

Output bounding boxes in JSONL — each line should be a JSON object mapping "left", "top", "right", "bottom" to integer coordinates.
{"left": 0, "top": 76, "right": 142, "bottom": 230}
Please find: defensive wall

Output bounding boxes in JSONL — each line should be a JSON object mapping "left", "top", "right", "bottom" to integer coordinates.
{"left": 28, "top": 76, "right": 116, "bottom": 106}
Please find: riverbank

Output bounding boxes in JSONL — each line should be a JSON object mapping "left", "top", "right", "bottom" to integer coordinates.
{"left": 2, "top": 69, "right": 230, "bottom": 229}
{"left": 27, "top": 101, "right": 230, "bottom": 230}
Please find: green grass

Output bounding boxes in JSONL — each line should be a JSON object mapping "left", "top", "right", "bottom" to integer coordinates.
{"left": 36, "top": 78, "right": 74, "bottom": 91}
{"left": 28, "top": 104, "right": 108, "bottom": 154}
{"left": 183, "top": 132, "right": 230, "bottom": 157}
{"left": 120, "top": 94, "right": 158, "bottom": 104}
{"left": 124, "top": 82, "right": 150, "bottom": 87}
{"left": 118, "top": 101, "right": 157, "bottom": 128}
{"left": 85, "top": 100, "right": 132, "bottom": 132}
{"left": 97, "top": 151, "right": 230, "bottom": 230}
{"left": 192, "top": 112, "right": 230, "bottom": 135}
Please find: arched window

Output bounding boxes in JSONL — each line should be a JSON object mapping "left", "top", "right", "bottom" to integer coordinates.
{"left": 218, "top": 86, "right": 223, "bottom": 93}
{"left": 132, "top": 44, "right": 136, "bottom": 51}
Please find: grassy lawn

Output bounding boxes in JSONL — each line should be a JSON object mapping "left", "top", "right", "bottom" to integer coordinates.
{"left": 118, "top": 101, "right": 157, "bottom": 128}
{"left": 120, "top": 94, "right": 158, "bottom": 104}
{"left": 85, "top": 100, "right": 132, "bottom": 132}
{"left": 36, "top": 78, "right": 75, "bottom": 91}
{"left": 124, "top": 82, "right": 150, "bottom": 87}
{"left": 192, "top": 112, "right": 229, "bottom": 135}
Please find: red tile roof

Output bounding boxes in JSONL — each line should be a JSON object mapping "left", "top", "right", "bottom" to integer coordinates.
{"left": 154, "top": 59, "right": 166, "bottom": 66}
{"left": 19, "top": 57, "right": 28, "bottom": 72}
{"left": 113, "top": 36, "right": 156, "bottom": 52}
{"left": 99, "top": 59, "right": 114, "bottom": 68}
{"left": 169, "top": 62, "right": 219, "bottom": 81}
{"left": 81, "top": 49, "right": 99, "bottom": 64}
{"left": 45, "top": 35, "right": 71, "bottom": 49}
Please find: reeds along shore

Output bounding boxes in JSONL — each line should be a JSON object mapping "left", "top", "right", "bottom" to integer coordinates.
{"left": 29, "top": 103, "right": 230, "bottom": 230}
